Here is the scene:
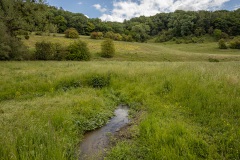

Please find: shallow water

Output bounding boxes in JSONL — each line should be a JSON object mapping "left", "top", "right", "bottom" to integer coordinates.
{"left": 79, "top": 105, "right": 129, "bottom": 160}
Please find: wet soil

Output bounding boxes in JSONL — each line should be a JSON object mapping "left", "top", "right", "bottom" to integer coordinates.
{"left": 79, "top": 105, "right": 129, "bottom": 160}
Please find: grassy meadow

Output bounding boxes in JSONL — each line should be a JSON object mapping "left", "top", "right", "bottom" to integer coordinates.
{"left": 22, "top": 34, "right": 240, "bottom": 62}
{"left": 1, "top": 35, "right": 240, "bottom": 159}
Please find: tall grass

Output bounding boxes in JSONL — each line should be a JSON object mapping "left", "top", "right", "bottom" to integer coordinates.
{"left": 0, "top": 61, "right": 239, "bottom": 159}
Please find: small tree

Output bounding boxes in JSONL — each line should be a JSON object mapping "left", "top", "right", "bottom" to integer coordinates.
{"left": 67, "top": 40, "right": 91, "bottom": 61}
{"left": 218, "top": 39, "right": 228, "bottom": 49}
{"left": 65, "top": 28, "right": 79, "bottom": 39}
{"left": 100, "top": 39, "right": 115, "bottom": 58}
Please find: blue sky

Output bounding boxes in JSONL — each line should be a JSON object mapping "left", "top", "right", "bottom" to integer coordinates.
{"left": 47, "top": 0, "right": 240, "bottom": 22}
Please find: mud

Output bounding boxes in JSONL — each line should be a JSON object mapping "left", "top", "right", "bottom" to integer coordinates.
{"left": 79, "top": 105, "right": 129, "bottom": 160}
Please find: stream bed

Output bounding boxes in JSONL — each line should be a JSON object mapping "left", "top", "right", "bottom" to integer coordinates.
{"left": 79, "top": 105, "right": 129, "bottom": 160}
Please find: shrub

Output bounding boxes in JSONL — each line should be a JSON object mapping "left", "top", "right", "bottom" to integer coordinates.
{"left": 90, "top": 32, "right": 103, "bottom": 39}
{"left": 64, "top": 28, "right": 79, "bottom": 39}
{"left": 67, "top": 40, "right": 91, "bottom": 61}
{"left": 100, "top": 39, "right": 115, "bottom": 58}
{"left": 104, "top": 31, "right": 115, "bottom": 39}
{"left": 113, "top": 33, "right": 122, "bottom": 41}
{"left": 221, "top": 32, "right": 229, "bottom": 39}
{"left": 218, "top": 39, "right": 228, "bottom": 49}
{"left": 35, "top": 41, "right": 55, "bottom": 60}
{"left": 53, "top": 43, "right": 68, "bottom": 60}
{"left": 122, "top": 34, "right": 133, "bottom": 42}
{"left": 35, "top": 41, "right": 67, "bottom": 60}
{"left": 229, "top": 37, "right": 240, "bottom": 49}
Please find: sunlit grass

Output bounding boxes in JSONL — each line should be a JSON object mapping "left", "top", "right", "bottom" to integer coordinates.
{"left": 0, "top": 61, "right": 239, "bottom": 159}
{"left": 22, "top": 34, "right": 240, "bottom": 62}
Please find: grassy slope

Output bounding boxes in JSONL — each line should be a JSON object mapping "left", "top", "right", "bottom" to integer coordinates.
{"left": 22, "top": 34, "right": 240, "bottom": 62}
{"left": 0, "top": 61, "right": 239, "bottom": 159}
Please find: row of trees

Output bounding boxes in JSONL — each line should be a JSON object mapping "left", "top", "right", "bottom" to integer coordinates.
{"left": 42, "top": 4, "right": 240, "bottom": 42}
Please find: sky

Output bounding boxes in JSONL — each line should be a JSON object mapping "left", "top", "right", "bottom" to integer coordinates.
{"left": 47, "top": 0, "right": 240, "bottom": 22}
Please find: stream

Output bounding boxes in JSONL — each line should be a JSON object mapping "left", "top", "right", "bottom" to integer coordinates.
{"left": 79, "top": 105, "right": 129, "bottom": 160}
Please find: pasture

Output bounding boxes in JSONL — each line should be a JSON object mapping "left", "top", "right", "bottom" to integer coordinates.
{"left": 22, "top": 34, "right": 240, "bottom": 62}
{"left": 1, "top": 60, "right": 239, "bottom": 159}
{"left": 1, "top": 34, "right": 240, "bottom": 159}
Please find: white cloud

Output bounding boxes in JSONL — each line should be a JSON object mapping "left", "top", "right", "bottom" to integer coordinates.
{"left": 234, "top": 4, "right": 240, "bottom": 10}
{"left": 100, "top": 0, "right": 230, "bottom": 22}
{"left": 93, "top": 4, "right": 107, "bottom": 13}
{"left": 78, "top": 2, "right": 82, "bottom": 5}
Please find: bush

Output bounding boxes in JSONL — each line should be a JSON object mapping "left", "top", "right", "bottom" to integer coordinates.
{"left": 35, "top": 41, "right": 55, "bottom": 60}
{"left": 67, "top": 40, "right": 91, "bottom": 61}
{"left": 221, "top": 32, "right": 229, "bottom": 39}
{"left": 90, "top": 32, "right": 103, "bottom": 39}
{"left": 35, "top": 41, "right": 67, "bottom": 60}
{"left": 64, "top": 28, "right": 79, "bottom": 39}
{"left": 218, "top": 39, "right": 228, "bottom": 49}
{"left": 53, "top": 43, "right": 68, "bottom": 60}
{"left": 113, "top": 33, "right": 122, "bottom": 41}
{"left": 100, "top": 39, "right": 115, "bottom": 58}
{"left": 122, "top": 34, "right": 134, "bottom": 42}
{"left": 229, "top": 37, "right": 240, "bottom": 49}
{"left": 104, "top": 31, "right": 115, "bottom": 39}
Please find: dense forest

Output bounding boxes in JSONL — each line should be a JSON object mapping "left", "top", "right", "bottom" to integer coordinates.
{"left": 0, "top": 0, "right": 240, "bottom": 60}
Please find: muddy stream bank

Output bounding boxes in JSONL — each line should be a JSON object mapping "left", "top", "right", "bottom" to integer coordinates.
{"left": 79, "top": 105, "right": 129, "bottom": 160}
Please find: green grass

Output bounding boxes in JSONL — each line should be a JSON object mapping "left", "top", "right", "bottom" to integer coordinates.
{"left": 0, "top": 61, "right": 239, "bottom": 159}
{"left": 22, "top": 34, "right": 240, "bottom": 62}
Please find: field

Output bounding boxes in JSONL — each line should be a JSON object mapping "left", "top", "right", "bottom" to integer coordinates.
{"left": 1, "top": 35, "right": 240, "bottom": 159}
{"left": 22, "top": 34, "right": 240, "bottom": 62}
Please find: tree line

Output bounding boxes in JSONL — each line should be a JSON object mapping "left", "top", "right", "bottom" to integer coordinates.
{"left": 0, "top": 0, "right": 240, "bottom": 60}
